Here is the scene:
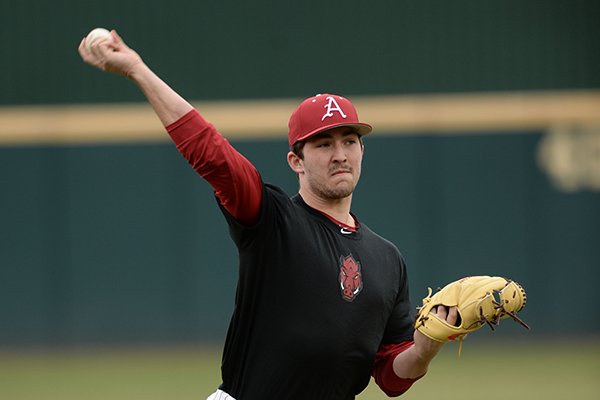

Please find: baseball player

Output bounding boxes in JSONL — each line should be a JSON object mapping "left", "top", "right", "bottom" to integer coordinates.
{"left": 78, "top": 30, "right": 458, "bottom": 400}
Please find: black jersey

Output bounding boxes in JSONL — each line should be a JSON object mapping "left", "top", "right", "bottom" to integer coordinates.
{"left": 218, "top": 183, "right": 414, "bottom": 400}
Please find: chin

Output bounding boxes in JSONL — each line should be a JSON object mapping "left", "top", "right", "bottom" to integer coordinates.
{"left": 325, "top": 185, "right": 355, "bottom": 199}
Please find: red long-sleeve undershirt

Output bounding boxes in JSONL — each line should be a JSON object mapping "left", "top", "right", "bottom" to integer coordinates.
{"left": 166, "top": 109, "right": 262, "bottom": 225}
{"left": 166, "top": 109, "right": 420, "bottom": 397}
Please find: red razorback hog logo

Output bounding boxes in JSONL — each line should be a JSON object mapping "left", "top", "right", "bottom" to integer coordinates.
{"left": 339, "top": 255, "right": 363, "bottom": 302}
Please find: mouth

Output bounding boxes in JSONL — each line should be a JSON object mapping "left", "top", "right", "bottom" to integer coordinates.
{"left": 330, "top": 167, "right": 352, "bottom": 176}
{"left": 332, "top": 170, "right": 350, "bottom": 176}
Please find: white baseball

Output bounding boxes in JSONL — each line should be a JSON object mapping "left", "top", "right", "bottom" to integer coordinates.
{"left": 85, "top": 28, "right": 113, "bottom": 51}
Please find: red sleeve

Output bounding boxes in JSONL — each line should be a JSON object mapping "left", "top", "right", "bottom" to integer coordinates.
{"left": 166, "top": 109, "right": 262, "bottom": 225}
{"left": 372, "top": 341, "right": 423, "bottom": 397}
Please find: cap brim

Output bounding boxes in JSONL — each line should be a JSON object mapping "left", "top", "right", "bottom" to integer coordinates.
{"left": 293, "top": 122, "right": 373, "bottom": 145}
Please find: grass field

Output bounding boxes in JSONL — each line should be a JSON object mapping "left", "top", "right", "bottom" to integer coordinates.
{"left": 1, "top": 338, "right": 598, "bottom": 400}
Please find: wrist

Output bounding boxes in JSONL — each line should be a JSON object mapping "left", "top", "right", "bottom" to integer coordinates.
{"left": 125, "top": 60, "right": 146, "bottom": 80}
{"left": 413, "top": 329, "right": 444, "bottom": 362}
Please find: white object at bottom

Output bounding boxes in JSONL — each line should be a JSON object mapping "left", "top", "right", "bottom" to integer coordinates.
{"left": 207, "top": 389, "right": 236, "bottom": 400}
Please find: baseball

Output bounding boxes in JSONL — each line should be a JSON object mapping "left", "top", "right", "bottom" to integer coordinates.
{"left": 85, "top": 28, "right": 113, "bottom": 51}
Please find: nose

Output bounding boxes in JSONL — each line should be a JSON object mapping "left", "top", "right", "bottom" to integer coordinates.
{"left": 331, "top": 142, "right": 347, "bottom": 162}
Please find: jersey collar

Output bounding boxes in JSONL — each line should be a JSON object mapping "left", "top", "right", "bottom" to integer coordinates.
{"left": 292, "top": 194, "right": 361, "bottom": 237}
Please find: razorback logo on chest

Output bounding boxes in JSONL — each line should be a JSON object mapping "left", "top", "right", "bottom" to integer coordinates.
{"left": 339, "top": 254, "right": 363, "bottom": 302}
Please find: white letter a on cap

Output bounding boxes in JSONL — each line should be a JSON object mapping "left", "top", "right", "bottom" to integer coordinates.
{"left": 321, "top": 96, "right": 347, "bottom": 121}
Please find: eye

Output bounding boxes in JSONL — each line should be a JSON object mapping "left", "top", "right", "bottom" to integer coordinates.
{"left": 344, "top": 136, "right": 360, "bottom": 145}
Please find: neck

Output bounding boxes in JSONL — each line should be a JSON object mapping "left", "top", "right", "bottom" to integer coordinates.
{"left": 298, "top": 187, "right": 355, "bottom": 227}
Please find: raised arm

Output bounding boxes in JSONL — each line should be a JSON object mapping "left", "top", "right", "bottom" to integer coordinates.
{"left": 78, "top": 30, "right": 192, "bottom": 126}
{"left": 77, "top": 29, "right": 262, "bottom": 225}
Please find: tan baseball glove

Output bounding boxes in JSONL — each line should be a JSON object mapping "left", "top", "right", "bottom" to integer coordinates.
{"left": 414, "top": 276, "right": 529, "bottom": 351}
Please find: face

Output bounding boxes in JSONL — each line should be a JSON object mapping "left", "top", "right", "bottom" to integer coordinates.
{"left": 288, "top": 127, "right": 364, "bottom": 200}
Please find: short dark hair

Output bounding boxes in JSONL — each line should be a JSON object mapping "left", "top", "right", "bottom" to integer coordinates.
{"left": 291, "top": 141, "right": 306, "bottom": 159}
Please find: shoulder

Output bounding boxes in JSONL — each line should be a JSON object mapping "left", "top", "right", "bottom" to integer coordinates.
{"left": 226, "top": 183, "right": 302, "bottom": 233}
{"left": 263, "top": 183, "right": 290, "bottom": 201}
{"left": 360, "top": 223, "right": 404, "bottom": 259}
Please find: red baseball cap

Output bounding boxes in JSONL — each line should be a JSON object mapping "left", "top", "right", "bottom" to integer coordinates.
{"left": 288, "top": 94, "right": 372, "bottom": 147}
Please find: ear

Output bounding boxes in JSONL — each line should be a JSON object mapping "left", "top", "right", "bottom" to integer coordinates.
{"left": 287, "top": 151, "right": 304, "bottom": 174}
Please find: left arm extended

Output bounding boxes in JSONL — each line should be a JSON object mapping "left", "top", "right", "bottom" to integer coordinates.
{"left": 373, "top": 306, "right": 457, "bottom": 396}
{"left": 393, "top": 306, "right": 457, "bottom": 379}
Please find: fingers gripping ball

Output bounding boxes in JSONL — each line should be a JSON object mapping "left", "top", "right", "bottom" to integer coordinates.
{"left": 415, "top": 276, "right": 529, "bottom": 347}
{"left": 85, "top": 28, "right": 113, "bottom": 51}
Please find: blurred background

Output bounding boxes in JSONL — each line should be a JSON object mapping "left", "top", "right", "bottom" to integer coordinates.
{"left": 1, "top": 0, "right": 599, "bottom": 399}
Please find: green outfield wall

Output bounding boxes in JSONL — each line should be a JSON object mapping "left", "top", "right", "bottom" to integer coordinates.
{"left": 1, "top": 130, "right": 599, "bottom": 345}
